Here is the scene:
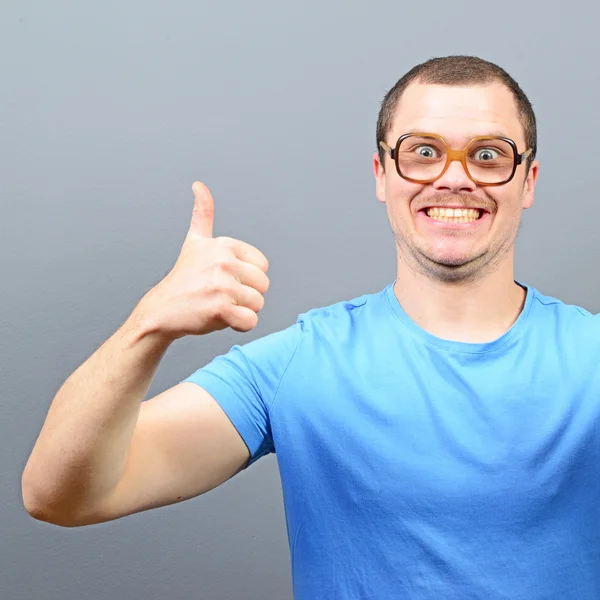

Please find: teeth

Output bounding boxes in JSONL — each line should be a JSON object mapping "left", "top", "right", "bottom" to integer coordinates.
{"left": 425, "top": 207, "right": 481, "bottom": 222}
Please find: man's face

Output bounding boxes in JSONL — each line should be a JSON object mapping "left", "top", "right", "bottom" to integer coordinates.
{"left": 374, "top": 82, "right": 539, "bottom": 282}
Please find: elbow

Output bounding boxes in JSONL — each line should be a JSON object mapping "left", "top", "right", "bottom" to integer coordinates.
{"left": 21, "top": 471, "right": 84, "bottom": 528}
{"left": 23, "top": 504, "right": 77, "bottom": 528}
{"left": 21, "top": 469, "right": 47, "bottom": 521}
{"left": 23, "top": 499, "right": 88, "bottom": 528}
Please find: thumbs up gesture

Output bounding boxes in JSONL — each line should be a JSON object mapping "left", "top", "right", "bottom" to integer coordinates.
{"left": 137, "top": 182, "right": 270, "bottom": 340}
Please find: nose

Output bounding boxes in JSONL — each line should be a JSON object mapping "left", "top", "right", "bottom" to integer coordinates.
{"left": 432, "top": 159, "right": 477, "bottom": 193}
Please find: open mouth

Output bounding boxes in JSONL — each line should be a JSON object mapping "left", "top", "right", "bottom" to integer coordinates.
{"left": 421, "top": 207, "right": 486, "bottom": 224}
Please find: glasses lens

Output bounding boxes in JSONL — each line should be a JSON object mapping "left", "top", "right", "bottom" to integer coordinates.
{"left": 396, "top": 135, "right": 446, "bottom": 181}
{"left": 466, "top": 138, "right": 515, "bottom": 184}
{"left": 396, "top": 135, "right": 517, "bottom": 184}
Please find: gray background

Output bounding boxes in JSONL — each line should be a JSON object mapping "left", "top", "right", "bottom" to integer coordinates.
{"left": 2, "top": 1, "right": 599, "bottom": 598}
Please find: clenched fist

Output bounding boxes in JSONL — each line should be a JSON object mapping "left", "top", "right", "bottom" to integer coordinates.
{"left": 137, "top": 182, "right": 270, "bottom": 340}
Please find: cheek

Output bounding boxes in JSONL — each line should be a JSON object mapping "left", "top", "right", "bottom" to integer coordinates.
{"left": 385, "top": 177, "right": 424, "bottom": 208}
{"left": 487, "top": 189, "right": 524, "bottom": 229}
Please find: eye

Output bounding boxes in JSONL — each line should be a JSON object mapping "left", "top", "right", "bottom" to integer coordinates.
{"left": 474, "top": 147, "right": 500, "bottom": 161}
{"left": 415, "top": 145, "right": 439, "bottom": 159}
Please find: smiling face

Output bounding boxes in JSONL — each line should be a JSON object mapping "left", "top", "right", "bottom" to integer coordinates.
{"left": 374, "top": 81, "right": 539, "bottom": 283}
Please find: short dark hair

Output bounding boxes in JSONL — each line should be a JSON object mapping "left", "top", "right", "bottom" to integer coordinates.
{"left": 376, "top": 55, "right": 537, "bottom": 172}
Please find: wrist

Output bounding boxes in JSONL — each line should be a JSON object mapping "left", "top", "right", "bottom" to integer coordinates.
{"left": 125, "top": 299, "right": 177, "bottom": 349}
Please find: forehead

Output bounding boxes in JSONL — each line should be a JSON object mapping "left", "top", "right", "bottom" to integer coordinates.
{"left": 390, "top": 82, "right": 525, "bottom": 147}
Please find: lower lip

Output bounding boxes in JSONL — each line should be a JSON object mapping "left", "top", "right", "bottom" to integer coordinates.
{"left": 417, "top": 210, "right": 490, "bottom": 229}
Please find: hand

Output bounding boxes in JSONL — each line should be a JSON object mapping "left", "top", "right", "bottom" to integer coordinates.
{"left": 137, "top": 182, "right": 270, "bottom": 339}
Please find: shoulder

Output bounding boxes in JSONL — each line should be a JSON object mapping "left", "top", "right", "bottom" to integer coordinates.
{"left": 530, "top": 286, "right": 596, "bottom": 318}
{"left": 528, "top": 285, "right": 600, "bottom": 340}
{"left": 295, "top": 288, "right": 379, "bottom": 333}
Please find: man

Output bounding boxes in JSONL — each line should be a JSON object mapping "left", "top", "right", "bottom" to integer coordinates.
{"left": 22, "top": 55, "right": 600, "bottom": 599}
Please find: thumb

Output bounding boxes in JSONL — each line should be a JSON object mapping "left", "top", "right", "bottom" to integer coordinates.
{"left": 188, "top": 181, "right": 214, "bottom": 239}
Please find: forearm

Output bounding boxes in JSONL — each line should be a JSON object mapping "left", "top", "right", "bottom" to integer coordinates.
{"left": 22, "top": 305, "right": 173, "bottom": 524}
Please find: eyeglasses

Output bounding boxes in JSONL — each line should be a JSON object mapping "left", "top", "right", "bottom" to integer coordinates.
{"left": 379, "top": 133, "right": 533, "bottom": 186}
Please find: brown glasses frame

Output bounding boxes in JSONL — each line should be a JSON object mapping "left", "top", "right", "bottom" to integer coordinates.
{"left": 379, "top": 133, "right": 533, "bottom": 186}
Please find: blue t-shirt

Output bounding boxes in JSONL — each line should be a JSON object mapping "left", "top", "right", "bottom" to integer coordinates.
{"left": 181, "top": 281, "right": 600, "bottom": 599}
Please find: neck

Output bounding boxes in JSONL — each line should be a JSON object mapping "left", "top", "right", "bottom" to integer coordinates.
{"left": 393, "top": 254, "right": 526, "bottom": 344}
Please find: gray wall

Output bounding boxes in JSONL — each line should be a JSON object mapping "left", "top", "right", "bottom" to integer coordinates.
{"left": 3, "top": 1, "right": 599, "bottom": 598}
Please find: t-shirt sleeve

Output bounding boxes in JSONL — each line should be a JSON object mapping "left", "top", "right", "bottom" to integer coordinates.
{"left": 179, "top": 320, "right": 304, "bottom": 467}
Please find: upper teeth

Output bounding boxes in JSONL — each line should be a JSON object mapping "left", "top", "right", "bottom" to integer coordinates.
{"left": 426, "top": 207, "right": 481, "bottom": 219}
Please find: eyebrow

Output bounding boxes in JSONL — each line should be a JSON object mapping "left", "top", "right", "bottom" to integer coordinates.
{"left": 402, "top": 129, "right": 512, "bottom": 141}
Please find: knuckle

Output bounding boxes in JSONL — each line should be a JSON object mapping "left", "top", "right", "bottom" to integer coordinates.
{"left": 213, "top": 295, "right": 232, "bottom": 318}
{"left": 208, "top": 270, "right": 232, "bottom": 295}
{"left": 214, "top": 254, "right": 236, "bottom": 272}
{"left": 215, "top": 236, "right": 235, "bottom": 249}
{"left": 212, "top": 259, "right": 235, "bottom": 279}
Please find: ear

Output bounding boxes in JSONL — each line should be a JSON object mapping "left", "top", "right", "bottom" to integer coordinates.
{"left": 522, "top": 159, "right": 539, "bottom": 210}
{"left": 373, "top": 152, "right": 386, "bottom": 204}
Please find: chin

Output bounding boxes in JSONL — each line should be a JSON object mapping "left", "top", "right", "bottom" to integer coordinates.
{"left": 426, "top": 262, "right": 482, "bottom": 283}
{"left": 419, "top": 251, "right": 487, "bottom": 282}
{"left": 423, "top": 239, "right": 487, "bottom": 266}
{"left": 433, "top": 254, "right": 474, "bottom": 267}
{"left": 425, "top": 248, "right": 476, "bottom": 267}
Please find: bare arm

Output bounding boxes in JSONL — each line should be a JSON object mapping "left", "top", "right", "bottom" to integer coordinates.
{"left": 21, "top": 310, "right": 167, "bottom": 526}
{"left": 21, "top": 311, "right": 250, "bottom": 527}
{"left": 98, "top": 380, "right": 250, "bottom": 524}
{"left": 21, "top": 182, "right": 269, "bottom": 527}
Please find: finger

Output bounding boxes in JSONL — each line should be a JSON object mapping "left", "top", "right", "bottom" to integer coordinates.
{"left": 221, "top": 304, "right": 259, "bottom": 333}
{"left": 229, "top": 238, "right": 270, "bottom": 273}
{"left": 230, "top": 260, "right": 270, "bottom": 296}
{"left": 188, "top": 181, "right": 214, "bottom": 239}
{"left": 231, "top": 282, "right": 266, "bottom": 314}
